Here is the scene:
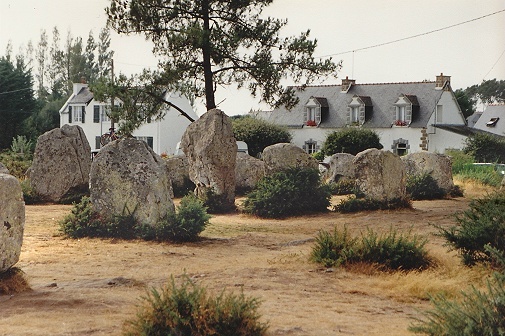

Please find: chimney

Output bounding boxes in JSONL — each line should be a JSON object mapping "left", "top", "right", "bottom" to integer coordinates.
{"left": 435, "top": 73, "right": 451, "bottom": 90}
{"left": 341, "top": 76, "right": 356, "bottom": 93}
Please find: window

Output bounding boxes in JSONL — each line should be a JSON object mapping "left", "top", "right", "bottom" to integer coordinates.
{"left": 351, "top": 106, "right": 359, "bottom": 123}
{"left": 101, "top": 106, "right": 111, "bottom": 122}
{"left": 391, "top": 138, "right": 409, "bottom": 156}
{"left": 71, "top": 105, "right": 85, "bottom": 123}
{"left": 396, "top": 105, "right": 406, "bottom": 122}
{"left": 135, "top": 136, "right": 154, "bottom": 149}
{"left": 436, "top": 105, "right": 443, "bottom": 123}
{"left": 303, "top": 139, "right": 319, "bottom": 154}
{"left": 307, "top": 107, "right": 316, "bottom": 121}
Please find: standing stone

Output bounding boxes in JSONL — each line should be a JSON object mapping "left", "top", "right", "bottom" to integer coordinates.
{"left": 262, "top": 143, "right": 319, "bottom": 175}
{"left": 0, "top": 173, "right": 25, "bottom": 273}
{"left": 165, "top": 155, "right": 193, "bottom": 197}
{"left": 30, "top": 125, "right": 91, "bottom": 202}
{"left": 235, "top": 152, "right": 266, "bottom": 193}
{"left": 402, "top": 152, "right": 454, "bottom": 192}
{"left": 324, "top": 153, "right": 356, "bottom": 183}
{"left": 180, "top": 109, "right": 237, "bottom": 211}
{"left": 90, "top": 138, "right": 174, "bottom": 227}
{"left": 354, "top": 149, "right": 406, "bottom": 201}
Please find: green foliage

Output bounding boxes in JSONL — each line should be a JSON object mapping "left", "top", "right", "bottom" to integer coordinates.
{"left": 464, "top": 133, "right": 505, "bottom": 164}
{"left": 106, "top": 0, "right": 339, "bottom": 110}
{"left": 335, "top": 196, "right": 412, "bottom": 213}
{"left": 20, "top": 179, "right": 42, "bottom": 205}
{"left": 327, "top": 180, "right": 357, "bottom": 195}
{"left": 0, "top": 56, "right": 37, "bottom": 150}
{"left": 243, "top": 167, "right": 331, "bottom": 218}
{"left": 0, "top": 150, "right": 31, "bottom": 179}
{"left": 410, "top": 247, "right": 505, "bottom": 335}
{"left": 321, "top": 128, "right": 383, "bottom": 156}
{"left": 10, "top": 135, "right": 33, "bottom": 159}
{"left": 60, "top": 195, "right": 210, "bottom": 242}
{"left": 437, "top": 192, "right": 505, "bottom": 266}
{"left": 406, "top": 172, "right": 446, "bottom": 200}
{"left": 311, "top": 226, "right": 430, "bottom": 271}
{"left": 157, "top": 194, "right": 211, "bottom": 242}
{"left": 455, "top": 164, "right": 503, "bottom": 187}
{"left": 454, "top": 88, "right": 476, "bottom": 119}
{"left": 232, "top": 116, "right": 292, "bottom": 157}
{"left": 124, "top": 275, "right": 267, "bottom": 336}
{"left": 311, "top": 151, "right": 325, "bottom": 161}
{"left": 199, "top": 188, "right": 236, "bottom": 214}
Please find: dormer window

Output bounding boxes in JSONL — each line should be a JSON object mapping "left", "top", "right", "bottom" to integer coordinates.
{"left": 393, "top": 94, "right": 418, "bottom": 126}
{"left": 347, "top": 95, "right": 372, "bottom": 126}
{"left": 304, "top": 97, "right": 328, "bottom": 127}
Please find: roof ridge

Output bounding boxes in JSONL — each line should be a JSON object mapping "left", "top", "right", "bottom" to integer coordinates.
{"left": 290, "top": 81, "right": 436, "bottom": 89}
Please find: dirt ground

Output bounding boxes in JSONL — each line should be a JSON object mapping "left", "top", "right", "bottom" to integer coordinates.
{"left": 0, "top": 183, "right": 495, "bottom": 335}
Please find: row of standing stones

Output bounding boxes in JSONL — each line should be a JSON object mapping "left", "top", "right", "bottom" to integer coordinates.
{"left": 1, "top": 108, "right": 467, "bottom": 274}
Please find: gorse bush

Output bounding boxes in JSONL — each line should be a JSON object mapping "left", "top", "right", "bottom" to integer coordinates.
{"left": 334, "top": 196, "right": 412, "bottom": 213}
{"left": 243, "top": 167, "right": 331, "bottom": 218}
{"left": 60, "top": 194, "right": 210, "bottom": 241}
{"left": 406, "top": 172, "right": 446, "bottom": 200}
{"left": 437, "top": 192, "right": 505, "bottom": 266}
{"left": 321, "top": 128, "right": 383, "bottom": 156}
{"left": 311, "top": 226, "right": 430, "bottom": 271}
{"left": 409, "top": 246, "right": 505, "bottom": 335}
{"left": 124, "top": 276, "right": 268, "bottom": 336}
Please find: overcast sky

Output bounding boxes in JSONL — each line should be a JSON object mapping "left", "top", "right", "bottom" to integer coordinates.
{"left": 1, "top": 0, "right": 504, "bottom": 115}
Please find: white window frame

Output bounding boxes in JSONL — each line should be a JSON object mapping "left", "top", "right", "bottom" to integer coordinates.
{"left": 73, "top": 106, "right": 83, "bottom": 123}
{"left": 396, "top": 105, "right": 406, "bottom": 122}
{"left": 351, "top": 106, "right": 359, "bottom": 123}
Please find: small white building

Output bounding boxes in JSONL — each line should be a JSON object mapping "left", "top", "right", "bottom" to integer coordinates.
{"left": 59, "top": 82, "right": 198, "bottom": 155}
{"left": 253, "top": 73, "right": 468, "bottom": 156}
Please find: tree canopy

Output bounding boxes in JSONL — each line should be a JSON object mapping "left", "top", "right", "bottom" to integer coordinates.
{"left": 106, "top": 0, "right": 340, "bottom": 112}
{"left": 456, "top": 79, "right": 505, "bottom": 119}
{"left": 0, "top": 56, "right": 37, "bottom": 149}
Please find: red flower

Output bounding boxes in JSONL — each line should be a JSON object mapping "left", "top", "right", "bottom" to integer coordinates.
{"left": 306, "top": 120, "right": 317, "bottom": 126}
{"left": 395, "top": 120, "right": 407, "bottom": 126}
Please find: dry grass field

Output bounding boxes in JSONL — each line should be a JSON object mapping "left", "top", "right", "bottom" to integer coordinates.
{"left": 0, "top": 180, "right": 497, "bottom": 335}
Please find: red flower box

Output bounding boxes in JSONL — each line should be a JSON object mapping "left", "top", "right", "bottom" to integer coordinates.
{"left": 306, "top": 120, "right": 317, "bottom": 126}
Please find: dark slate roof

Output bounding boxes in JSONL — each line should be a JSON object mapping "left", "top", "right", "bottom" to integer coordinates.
{"left": 314, "top": 97, "right": 329, "bottom": 108}
{"left": 69, "top": 86, "right": 94, "bottom": 105}
{"left": 358, "top": 96, "right": 372, "bottom": 106}
{"left": 266, "top": 82, "right": 445, "bottom": 128}
{"left": 405, "top": 94, "right": 419, "bottom": 106}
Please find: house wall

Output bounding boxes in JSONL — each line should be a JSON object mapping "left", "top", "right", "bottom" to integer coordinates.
{"left": 60, "top": 91, "right": 195, "bottom": 155}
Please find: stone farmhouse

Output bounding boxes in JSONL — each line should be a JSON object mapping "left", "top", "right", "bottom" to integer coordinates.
{"left": 253, "top": 73, "right": 467, "bottom": 156}
{"left": 59, "top": 81, "right": 198, "bottom": 155}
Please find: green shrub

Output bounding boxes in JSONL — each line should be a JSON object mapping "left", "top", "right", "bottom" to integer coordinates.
{"left": 311, "top": 226, "right": 430, "bottom": 271}
{"left": 463, "top": 133, "right": 505, "bottom": 163}
{"left": 334, "top": 196, "right": 412, "bottom": 213}
{"left": 327, "top": 180, "right": 357, "bottom": 195}
{"left": 311, "top": 151, "right": 325, "bottom": 161}
{"left": 410, "top": 246, "right": 505, "bottom": 335}
{"left": 310, "top": 226, "right": 358, "bottom": 267}
{"left": 232, "top": 116, "right": 292, "bottom": 157}
{"left": 200, "top": 188, "right": 236, "bottom": 214}
{"left": 157, "top": 194, "right": 211, "bottom": 242}
{"left": 10, "top": 135, "right": 33, "bottom": 160}
{"left": 0, "top": 150, "right": 31, "bottom": 179}
{"left": 406, "top": 172, "right": 446, "bottom": 200}
{"left": 358, "top": 228, "right": 430, "bottom": 271}
{"left": 446, "top": 149, "right": 474, "bottom": 174}
{"left": 20, "top": 178, "right": 42, "bottom": 205}
{"left": 321, "top": 128, "right": 383, "bottom": 156}
{"left": 243, "top": 167, "right": 331, "bottom": 218}
{"left": 60, "top": 195, "right": 210, "bottom": 242}
{"left": 437, "top": 192, "right": 505, "bottom": 266}
{"left": 124, "top": 276, "right": 268, "bottom": 336}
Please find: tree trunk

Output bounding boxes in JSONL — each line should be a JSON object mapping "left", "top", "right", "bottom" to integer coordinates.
{"left": 201, "top": 0, "right": 216, "bottom": 111}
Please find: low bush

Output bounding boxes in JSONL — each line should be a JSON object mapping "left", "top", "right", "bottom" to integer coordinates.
{"left": 0, "top": 150, "right": 31, "bottom": 179}
{"left": 243, "top": 167, "right": 331, "bottom": 218}
{"left": 409, "top": 246, "right": 505, "bottom": 335}
{"left": 311, "top": 226, "right": 430, "bottom": 271}
{"left": 321, "top": 128, "right": 383, "bottom": 156}
{"left": 406, "top": 172, "right": 446, "bottom": 200}
{"left": 437, "top": 192, "right": 505, "bottom": 266}
{"left": 20, "top": 178, "right": 42, "bottom": 205}
{"left": 327, "top": 180, "right": 356, "bottom": 195}
{"left": 124, "top": 275, "right": 268, "bottom": 336}
{"left": 60, "top": 194, "right": 210, "bottom": 242}
{"left": 334, "top": 196, "right": 412, "bottom": 213}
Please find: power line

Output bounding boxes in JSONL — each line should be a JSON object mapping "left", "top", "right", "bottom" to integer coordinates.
{"left": 318, "top": 9, "right": 505, "bottom": 58}
{"left": 0, "top": 87, "right": 32, "bottom": 95}
{"left": 482, "top": 47, "right": 505, "bottom": 81}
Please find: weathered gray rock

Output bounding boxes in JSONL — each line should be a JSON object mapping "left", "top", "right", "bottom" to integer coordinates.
{"left": 0, "top": 173, "right": 25, "bottom": 273}
{"left": 402, "top": 152, "right": 454, "bottom": 192}
{"left": 235, "top": 152, "right": 266, "bottom": 193}
{"left": 262, "top": 143, "right": 319, "bottom": 175}
{"left": 324, "top": 153, "right": 356, "bottom": 183}
{"left": 180, "top": 109, "right": 237, "bottom": 210}
{"left": 30, "top": 125, "right": 91, "bottom": 202}
{"left": 90, "top": 138, "right": 174, "bottom": 226}
{"left": 354, "top": 149, "right": 406, "bottom": 201}
{"left": 165, "top": 155, "right": 191, "bottom": 197}
{"left": 0, "top": 163, "right": 9, "bottom": 174}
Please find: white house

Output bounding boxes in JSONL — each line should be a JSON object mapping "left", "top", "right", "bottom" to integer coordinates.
{"left": 253, "top": 73, "right": 468, "bottom": 156}
{"left": 59, "top": 81, "right": 198, "bottom": 155}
